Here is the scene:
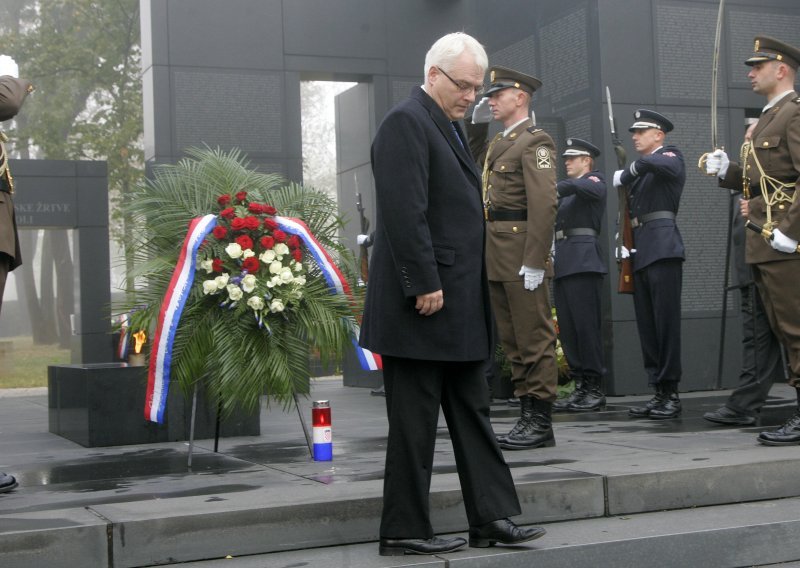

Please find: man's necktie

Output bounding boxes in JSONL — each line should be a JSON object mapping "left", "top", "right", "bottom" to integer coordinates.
{"left": 451, "top": 122, "right": 464, "bottom": 148}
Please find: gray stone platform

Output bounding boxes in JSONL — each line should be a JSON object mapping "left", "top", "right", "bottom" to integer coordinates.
{"left": 1, "top": 379, "right": 799, "bottom": 567}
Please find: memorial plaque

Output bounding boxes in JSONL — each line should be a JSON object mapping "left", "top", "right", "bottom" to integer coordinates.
{"left": 391, "top": 79, "right": 419, "bottom": 109}
{"left": 174, "top": 70, "right": 283, "bottom": 154}
{"left": 728, "top": 9, "right": 800, "bottom": 87}
{"left": 491, "top": 35, "right": 539, "bottom": 81}
{"left": 539, "top": 8, "right": 589, "bottom": 102}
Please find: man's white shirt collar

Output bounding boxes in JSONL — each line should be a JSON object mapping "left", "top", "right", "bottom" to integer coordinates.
{"left": 763, "top": 90, "right": 795, "bottom": 112}
{"left": 503, "top": 117, "right": 529, "bottom": 137}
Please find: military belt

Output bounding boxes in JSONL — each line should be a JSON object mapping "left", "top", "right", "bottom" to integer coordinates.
{"left": 555, "top": 228, "right": 598, "bottom": 240}
{"left": 630, "top": 210, "right": 675, "bottom": 228}
{"left": 486, "top": 208, "right": 527, "bottom": 222}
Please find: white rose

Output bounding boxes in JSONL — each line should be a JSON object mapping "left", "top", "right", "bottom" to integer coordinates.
{"left": 225, "top": 243, "right": 243, "bottom": 259}
{"left": 202, "top": 280, "right": 218, "bottom": 295}
{"left": 293, "top": 276, "right": 306, "bottom": 286}
{"left": 260, "top": 250, "right": 276, "bottom": 263}
{"left": 269, "top": 260, "right": 283, "bottom": 274}
{"left": 293, "top": 261, "right": 303, "bottom": 272}
{"left": 279, "top": 267, "right": 294, "bottom": 283}
{"left": 269, "top": 298, "right": 285, "bottom": 313}
{"left": 199, "top": 259, "right": 214, "bottom": 273}
{"left": 242, "top": 248, "right": 255, "bottom": 259}
{"left": 275, "top": 243, "right": 290, "bottom": 256}
{"left": 227, "top": 284, "right": 243, "bottom": 301}
{"left": 247, "top": 296, "right": 265, "bottom": 311}
{"left": 241, "top": 274, "right": 257, "bottom": 293}
{"left": 214, "top": 273, "right": 230, "bottom": 289}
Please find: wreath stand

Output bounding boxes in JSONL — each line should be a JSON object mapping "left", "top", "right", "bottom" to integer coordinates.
{"left": 185, "top": 387, "right": 314, "bottom": 468}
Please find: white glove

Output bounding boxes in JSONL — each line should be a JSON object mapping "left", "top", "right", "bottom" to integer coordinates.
{"left": 770, "top": 228, "right": 798, "bottom": 253}
{"left": 705, "top": 149, "right": 730, "bottom": 178}
{"left": 471, "top": 97, "right": 492, "bottom": 124}
{"left": 0, "top": 55, "right": 19, "bottom": 78}
{"left": 613, "top": 169, "right": 624, "bottom": 188}
{"left": 519, "top": 265, "right": 545, "bottom": 291}
{"left": 356, "top": 234, "right": 370, "bottom": 246}
{"left": 615, "top": 245, "right": 636, "bottom": 259}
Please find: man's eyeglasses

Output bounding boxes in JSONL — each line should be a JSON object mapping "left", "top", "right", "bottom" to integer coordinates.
{"left": 436, "top": 66, "right": 484, "bottom": 96}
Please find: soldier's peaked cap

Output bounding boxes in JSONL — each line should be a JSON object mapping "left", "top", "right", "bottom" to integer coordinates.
{"left": 629, "top": 109, "right": 673, "bottom": 133}
{"left": 746, "top": 36, "right": 800, "bottom": 70}
{"left": 563, "top": 138, "right": 600, "bottom": 158}
{"left": 483, "top": 66, "right": 542, "bottom": 97}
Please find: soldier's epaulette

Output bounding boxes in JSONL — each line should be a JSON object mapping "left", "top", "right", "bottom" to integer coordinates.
{"left": 527, "top": 127, "right": 542, "bottom": 134}
{"left": 794, "top": 96, "right": 800, "bottom": 104}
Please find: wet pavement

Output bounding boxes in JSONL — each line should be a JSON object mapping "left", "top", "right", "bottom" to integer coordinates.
{"left": 1, "top": 379, "right": 800, "bottom": 567}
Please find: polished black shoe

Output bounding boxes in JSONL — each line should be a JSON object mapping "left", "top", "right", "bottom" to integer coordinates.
{"left": 379, "top": 536, "right": 467, "bottom": 556}
{"left": 703, "top": 406, "right": 756, "bottom": 426}
{"left": 553, "top": 381, "right": 584, "bottom": 412}
{"left": 649, "top": 393, "right": 682, "bottom": 420}
{"left": 0, "top": 472, "right": 18, "bottom": 494}
{"left": 499, "top": 398, "right": 555, "bottom": 450}
{"left": 628, "top": 392, "right": 665, "bottom": 417}
{"left": 569, "top": 377, "right": 605, "bottom": 412}
{"left": 507, "top": 397, "right": 521, "bottom": 407}
{"left": 758, "top": 410, "right": 800, "bottom": 446}
{"left": 370, "top": 385, "right": 386, "bottom": 397}
{"left": 469, "top": 518, "right": 546, "bottom": 548}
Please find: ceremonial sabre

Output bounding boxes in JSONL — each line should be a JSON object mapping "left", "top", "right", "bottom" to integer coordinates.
{"left": 606, "top": 86, "right": 634, "bottom": 294}
{"left": 698, "top": 0, "right": 726, "bottom": 173}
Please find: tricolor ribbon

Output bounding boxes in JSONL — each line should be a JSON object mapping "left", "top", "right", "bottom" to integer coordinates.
{"left": 145, "top": 214, "right": 381, "bottom": 424}
{"left": 117, "top": 312, "right": 130, "bottom": 360}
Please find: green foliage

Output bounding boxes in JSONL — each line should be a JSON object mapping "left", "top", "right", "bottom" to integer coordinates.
{"left": 117, "top": 148, "right": 360, "bottom": 417}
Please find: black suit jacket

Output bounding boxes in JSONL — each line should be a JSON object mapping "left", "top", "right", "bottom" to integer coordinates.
{"left": 359, "top": 87, "right": 492, "bottom": 361}
{"left": 554, "top": 170, "right": 607, "bottom": 279}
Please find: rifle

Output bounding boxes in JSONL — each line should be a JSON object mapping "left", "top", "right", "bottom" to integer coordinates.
{"left": 606, "top": 87, "right": 635, "bottom": 294}
{"left": 355, "top": 191, "right": 370, "bottom": 284}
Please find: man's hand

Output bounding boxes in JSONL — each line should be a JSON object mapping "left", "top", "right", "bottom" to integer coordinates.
{"left": 739, "top": 199, "right": 749, "bottom": 218}
{"left": 356, "top": 234, "right": 370, "bottom": 246}
{"left": 519, "top": 266, "right": 545, "bottom": 291}
{"left": 615, "top": 245, "right": 635, "bottom": 259}
{"left": 415, "top": 290, "right": 443, "bottom": 315}
{"left": 471, "top": 97, "right": 492, "bottom": 124}
{"left": 770, "top": 228, "right": 799, "bottom": 253}
{"left": 705, "top": 149, "right": 730, "bottom": 178}
{"left": 613, "top": 169, "right": 624, "bottom": 188}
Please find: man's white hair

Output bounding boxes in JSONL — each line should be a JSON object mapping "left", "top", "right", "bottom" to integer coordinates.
{"left": 424, "top": 32, "right": 488, "bottom": 78}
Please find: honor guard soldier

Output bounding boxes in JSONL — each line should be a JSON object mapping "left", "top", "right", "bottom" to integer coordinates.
{"left": 468, "top": 66, "right": 559, "bottom": 449}
{"left": 552, "top": 138, "right": 608, "bottom": 412}
{"left": 705, "top": 36, "right": 800, "bottom": 445}
{"left": 612, "top": 109, "right": 686, "bottom": 419}
{"left": 0, "top": 62, "right": 33, "bottom": 495}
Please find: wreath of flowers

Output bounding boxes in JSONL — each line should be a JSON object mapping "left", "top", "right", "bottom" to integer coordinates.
{"left": 198, "top": 190, "right": 307, "bottom": 331}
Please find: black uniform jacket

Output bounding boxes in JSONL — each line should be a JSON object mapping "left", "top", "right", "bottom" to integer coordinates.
{"left": 620, "top": 145, "right": 686, "bottom": 271}
{"left": 359, "top": 87, "right": 492, "bottom": 362}
{"left": 554, "top": 170, "right": 607, "bottom": 279}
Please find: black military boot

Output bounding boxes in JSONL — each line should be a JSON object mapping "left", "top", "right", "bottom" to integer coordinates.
{"left": 496, "top": 394, "right": 535, "bottom": 443}
{"left": 758, "top": 390, "right": 800, "bottom": 445}
{"left": 628, "top": 384, "right": 666, "bottom": 418}
{"left": 649, "top": 382, "right": 681, "bottom": 419}
{"left": 568, "top": 375, "right": 605, "bottom": 412}
{"left": 553, "top": 377, "right": 584, "bottom": 412}
{"left": 499, "top": 398, "right": 555, "bottom": 450}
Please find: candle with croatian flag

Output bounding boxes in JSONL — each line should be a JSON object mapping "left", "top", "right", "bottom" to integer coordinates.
{"left": 312, "top": 400, "right": 332, "bottom": 461}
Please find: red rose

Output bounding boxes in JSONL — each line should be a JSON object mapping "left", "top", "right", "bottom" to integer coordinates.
{"left": 235, "top": 191, "right": 248, "bottom": 202}
{"left": 287, "top": 235, "right": 300, "bottom": 248}
{"left": 264, "top": 218, "right": 278, "bottom": 231}
{"left": 260, "top": 236, "right": 275, "bottom": 249}
{"left": 244, "top": 216, "right": 261, "bottom": 231}
{"left": 292, "top": 249, "right": 302, "bottom": 262}
{"left": 231, "top": 217, "right": 246, "bottom": 230}
{"left": 248, "top": 203, "right": 263, "bottom": 214}
{"left": 220, "top": 207, "right": 235, "bottom": 219}
{"left": 263, "top": 205, "right": 277, "bottom": 215}
{"left": 212, "top": 226, "right": 228, "bottom": 239}
{"left": 235, "top": 235, "right": 254, "bottom": 250}
{"left": 217, "top": 194, "right": 232, "bottom": 206}
{"left": 273, "top": 229, "right": 287, "bottom": 243}
{"left": 212, "top": 258, "right": 224, "bottom": 272}
{"left": 242, "top": 257, "right": 260, "bottom": 273}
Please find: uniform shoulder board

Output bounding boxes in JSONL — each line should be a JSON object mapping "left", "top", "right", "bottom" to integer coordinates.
{"left": 527, "top": 127, "right": 542, "bottom": 134}
{"left": 794, "top": 97, "right": 800, "bottom": 104}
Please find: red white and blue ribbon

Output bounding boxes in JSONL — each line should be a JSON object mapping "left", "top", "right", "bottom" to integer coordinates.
{"left": 145, "top": 214, "right": 381, "bottom": 423}
{"left": 146, "top": 214, "right": 218, "bottom": 423}
{"left": 276, "top": 216, "right": 382, "bottom": 372}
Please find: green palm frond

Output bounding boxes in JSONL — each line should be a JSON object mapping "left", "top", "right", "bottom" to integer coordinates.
{"left": 115, "top": 147, "right": 360, "bottom": 418}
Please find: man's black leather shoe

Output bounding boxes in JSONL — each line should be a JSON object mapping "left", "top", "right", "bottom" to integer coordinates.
{"left": 379, "top": 536, "right": 467, "bottom": 556}
{"left": 703, "top": 406, "right": 756, "bottom": 426}
{"left": 628, "top": 392, "right": 665, "bottom": 417}
{"left": 0, "top": 472, "right": 18, "bottom": 494}
{"left": 758, "top": 411, "right": 800, "bottom": 446}
{"left": 649, "top": 393, "right": 682, "bottom": 419}
{"left": 469, "top": 518, "right": 546, "bottom": 548}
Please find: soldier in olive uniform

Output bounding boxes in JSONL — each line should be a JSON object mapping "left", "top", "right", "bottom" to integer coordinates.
{"left": 469, "top": 66, "right": 559, "bottom": 450}
{"left": 0, "top": 71, "right": 33, "bottom": 495}
{"left": 706, "top": 36, "right": 800, "bottom": 445}
{"left": 552, "top": 138, "right": 608, "bottom": 412}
